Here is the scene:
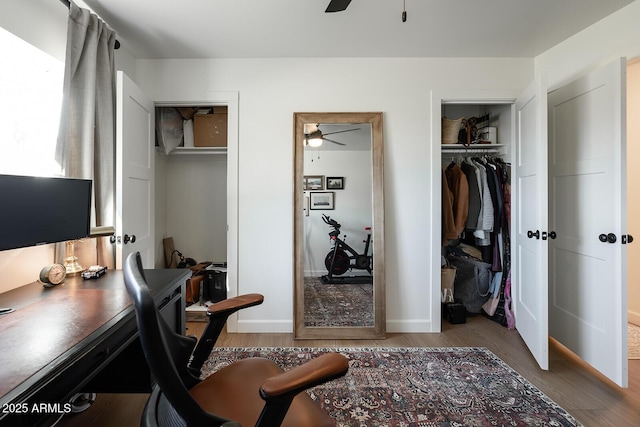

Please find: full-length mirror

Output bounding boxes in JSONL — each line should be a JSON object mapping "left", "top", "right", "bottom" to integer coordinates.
{"left": 294, "top": 112, "right": 385, "bottom": 339}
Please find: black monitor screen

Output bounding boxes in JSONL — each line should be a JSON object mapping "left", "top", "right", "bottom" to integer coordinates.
{"left": 0, "top": 175, "right": 92, "bottom": 251}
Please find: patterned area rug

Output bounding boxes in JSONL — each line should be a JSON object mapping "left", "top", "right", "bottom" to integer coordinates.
{"left": 201, "top": 347, "right": 582, "bottom": 426}
{"left": 630, "top": 323, "right": 640, "bottom": 359}
{"left": 304, "top": 276, "right": 373, "bottom": 327}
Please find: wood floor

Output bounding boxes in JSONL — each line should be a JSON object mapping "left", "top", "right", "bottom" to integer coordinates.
{"left": 59, "top": 315, "right": 640, "bottom": 426}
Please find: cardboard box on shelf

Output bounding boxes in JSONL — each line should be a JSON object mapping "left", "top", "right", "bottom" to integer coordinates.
{"left": 194, "top": 106, "right": 227, "bottom": 147}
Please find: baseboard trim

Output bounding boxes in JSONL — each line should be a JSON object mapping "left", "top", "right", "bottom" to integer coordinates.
{"left": 386, "top": 319, "right": 435, "bottom": 333}
{"left": 236, "top": 320, "right": 293, "bottom": 333}
{"left": 232, "top": 319, "right": 436, "bottom": 334}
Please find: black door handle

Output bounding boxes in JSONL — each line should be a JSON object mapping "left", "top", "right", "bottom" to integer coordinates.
{"left": 599, "top": 233, "right": 617, "bottom": 243}
{"left": 527, "top": 230, "right": 540, "bottom": 239}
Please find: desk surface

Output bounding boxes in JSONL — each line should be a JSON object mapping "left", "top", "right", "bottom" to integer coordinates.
{"left": 0, "top": 269, "right": 190, "bottom": 410}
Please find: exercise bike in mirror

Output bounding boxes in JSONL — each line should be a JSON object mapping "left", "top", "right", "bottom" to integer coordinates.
{"left": 294, "top": 112, "right": 385, "bottom": 339}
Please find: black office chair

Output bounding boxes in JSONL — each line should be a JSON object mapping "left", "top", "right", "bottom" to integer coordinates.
{"left": 188, "top": 292, "right": 265, "bottom": 378}
{"left": 123, "top": 252, "right": 349, "bottom": 427}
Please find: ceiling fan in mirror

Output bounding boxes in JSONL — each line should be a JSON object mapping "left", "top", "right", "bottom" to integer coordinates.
{"left": 325, "top": 0, "right": 352, "bottom": 12}
{"left": 304, "top": 124, "right": 360, "bottom": 147}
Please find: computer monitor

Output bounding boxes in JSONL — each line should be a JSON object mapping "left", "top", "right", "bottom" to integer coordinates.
{"left": 0, "top": 175, "right": 92, "bottom": 251}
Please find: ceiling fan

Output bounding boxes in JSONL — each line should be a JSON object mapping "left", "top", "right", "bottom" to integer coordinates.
{"left": 304, "top": 124, "right": 361, "bottom": 147}
{"left": 325, "top": 0, "right": 352, "bottom": 13}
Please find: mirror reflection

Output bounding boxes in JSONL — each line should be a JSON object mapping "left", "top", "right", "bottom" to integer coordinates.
{"left": 294, "top": 112, "right": 385, "bottom": 340}
{"left": 303, "top": 123, "right": 374, "bottom": 327}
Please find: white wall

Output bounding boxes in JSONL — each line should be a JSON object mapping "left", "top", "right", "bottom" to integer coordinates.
{"left": 135, "top": 57, "right": 532, "bottom": 332}
{"left": 162, "top": 154, "right": 228, "bottom": 264}
{"left": 535, "top": 1, "right": 640, "bottom": 90}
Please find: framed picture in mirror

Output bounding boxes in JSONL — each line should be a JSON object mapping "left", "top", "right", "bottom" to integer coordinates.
{"left": 326, "top": 176, "right": 344, "bottom": 190}
{"left": 310, "top": 192, "right": 334, "bottom": 210}
{"left": 303, "top": 175, "right": 324, "bottom": 190}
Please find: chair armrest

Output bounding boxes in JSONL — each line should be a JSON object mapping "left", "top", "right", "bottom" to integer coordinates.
{"left": 260, "top": 353, "right": 349, "bottom": 399}
{"left": 206, "top": 293, "right": 264, "bottom": 317}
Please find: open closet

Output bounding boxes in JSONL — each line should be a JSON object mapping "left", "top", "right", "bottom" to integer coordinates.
{"left": 440, "top": 101, "right": 513, "bottom": 327}
{"left": 433, "top": 60, "right": 630, "bottom": 388}
{"left": 151, "top": 93, "right": 239, "bottom": 327}
{"left": 155, "top": 104, "right": 228, "bottom": 266}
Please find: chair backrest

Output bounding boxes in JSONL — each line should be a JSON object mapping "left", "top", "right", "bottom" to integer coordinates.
{"left": 124, "top": 252, "right": 229, "bottom": 426}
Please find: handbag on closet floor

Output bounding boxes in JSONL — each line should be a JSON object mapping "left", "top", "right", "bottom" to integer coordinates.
{"left": 441, "top": 261, "right": 456, "bottom": 303}
{"left": 446, "top": 255, "right": 492, "bottom": 313}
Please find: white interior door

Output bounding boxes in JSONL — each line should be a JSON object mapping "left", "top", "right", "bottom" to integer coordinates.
{"left": 115, "top": 71, "right": 155, "bottom": 269}
{"left": 514, "top": 77, "right": 549, "bottom": 370}
{"left": 548, "top": 58, "right": 628, "bottom": 387}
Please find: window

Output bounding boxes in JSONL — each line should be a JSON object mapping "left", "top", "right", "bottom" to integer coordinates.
{"left": 0, "top": 27, "right": 63, "bottom": 176}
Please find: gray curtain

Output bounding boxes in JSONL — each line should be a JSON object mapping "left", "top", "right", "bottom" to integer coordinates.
{"left": 55, "top": 1, "right": 117, "bottom": 269}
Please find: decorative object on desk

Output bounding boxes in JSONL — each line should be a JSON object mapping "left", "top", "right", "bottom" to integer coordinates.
{"left": 202, "top": 347, "right": 582, "bottom": 427}
{"left": 82, "top": 265, "right": 108, "bottom": 280}
{"left": 60, "top": 226, "right": 116, "bottom": 278}
{"left": 39, "top": 263, "right": 67, "bottom": 287}
{"left": 326, "top": 176, "right": 344, "bottom": 190}
{"left": 63, "top": 239, "right": 85, "bottom": 276}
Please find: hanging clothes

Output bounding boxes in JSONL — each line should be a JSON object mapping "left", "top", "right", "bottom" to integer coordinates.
{"left": 444, "top": 162, "right": 469, "bottom": 239}
{"left": 442, "top": 152, "right": 514, "bottom": 327}
{"left": 460, "top": 160, "right": 481, "bottom": 230}
{"left": 442, "top": 169, "right": 457, "bottom": 243}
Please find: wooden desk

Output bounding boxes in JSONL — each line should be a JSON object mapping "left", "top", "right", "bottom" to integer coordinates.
{"left": 0, "top": 268, "right": 190, "bottom": 426}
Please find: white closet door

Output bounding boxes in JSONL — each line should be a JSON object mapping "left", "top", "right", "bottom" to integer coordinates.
{"left": 548, "top": 58, "right": 628, "bottom": 387}
{"left": 514, "top": 78, "right": 549, "bottom": 369}
{"left": 115, "top": 71, "right": 155, "bottom": 268}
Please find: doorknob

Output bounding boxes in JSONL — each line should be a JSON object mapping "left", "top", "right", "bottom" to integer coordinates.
{"left": 622, "top": 234, "right": 634, "bottom": 244}
{"left": 527, "top": 230, "right": 540, "bottom": 239}
{"left": 599, "top": 233, "right": 617, "bottom": 243}
{"left": 123, "top": 234, "right": 136, "bottom": 244}
{"left": 549, "top": 231, "right": 557, "bottom": 239}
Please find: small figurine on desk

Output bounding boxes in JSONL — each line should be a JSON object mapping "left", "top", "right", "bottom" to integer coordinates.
{"left": 82, "top": 265, "right": 108, "bottom": 280}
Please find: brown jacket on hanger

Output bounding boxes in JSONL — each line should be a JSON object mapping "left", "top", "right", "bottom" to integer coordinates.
{"left": 444, "top": 162, "right": 469, "bottom": 239}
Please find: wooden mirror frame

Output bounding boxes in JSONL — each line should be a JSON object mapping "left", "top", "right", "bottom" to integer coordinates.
{"left": 293, "top": 112, "right": 385, "bottom": 339}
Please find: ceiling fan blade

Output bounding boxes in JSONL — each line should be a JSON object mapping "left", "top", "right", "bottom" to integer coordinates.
{"left": 325, "top": 0, "right": 351, "bottom": 13}
{"left": 323, "top": 137, "right": 346, "bottom": 146}
{"left": 321, "top": 127, "right": 361, "bottom": 137}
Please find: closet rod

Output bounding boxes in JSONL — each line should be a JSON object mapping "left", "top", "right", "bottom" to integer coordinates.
{"left": 443, "top": 148, "right": 501, "bottom": 154}
{"left": 59, "top": 0, "right": 120, "bottom": 49}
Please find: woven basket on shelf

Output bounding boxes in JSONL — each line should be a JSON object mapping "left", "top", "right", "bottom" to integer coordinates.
{"left": 442, "top": 117, "right": 463, "bottom": 144}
